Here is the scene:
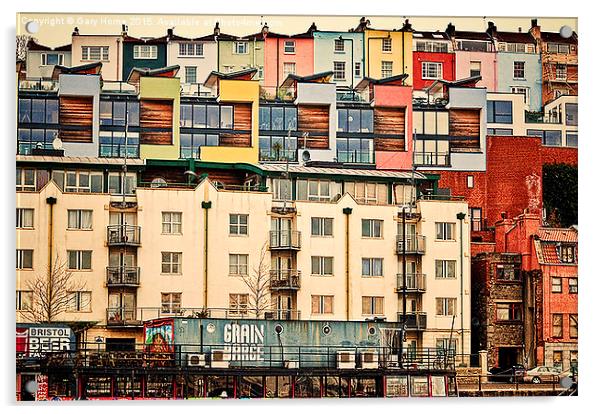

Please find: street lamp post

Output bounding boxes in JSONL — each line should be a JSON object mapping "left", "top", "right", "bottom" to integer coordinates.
{"left": 456, "top": 211, "right": 466, "bottom": 365}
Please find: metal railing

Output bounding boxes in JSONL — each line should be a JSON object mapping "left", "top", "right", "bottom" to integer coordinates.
{"left": 396, "top": 235, "right": 426, "bottom": 255}
{"left": 101, "top": 81, "right": 137, "bottom": 94}
{"left": 413, "top": 152, "right": 451, "bottom": 167}
{"left": 396, "top": 273, "right": 426, "bottom": 293}
{"left": 269, "top": 270, "right": 301, "bottom": 290}
{"left": 456, "top": 373, "right": 570, "bottom": 394}
{"left": 180, "top": 83, "right": 213, "bottom": 97}
{"left": 269, "top": 230, "right": 301, "bottom": 250}
{"left": 106, "top": 266, "right": 140, "bottom": 286}
{"left": 107, "top": 225, "right": 141, "bottom": 246}
{"left": 19, "top": 79, "right": 59, "bottom": 91}
{"left": 525, "top": 111, "right": 563, "bottom": 124}
{"left": 259, "top": 86, "right": 296, "bottom": 102}
{"left": 336, "top": 150, "right": 375, "bottom": 164}
{"left": 397, "top": 312, "right": 428, "bottom": 330}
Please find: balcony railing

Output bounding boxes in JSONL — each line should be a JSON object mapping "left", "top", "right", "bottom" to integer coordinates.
{"left": 413, "top": 152, "right": 451, "bottom": 167}
{"left": 525, "top": 111, "right": 563, "bottom": 124}
{"left": 19, "top": 79, "right": 58, "bottom": 91}
{"left": 396, "top": 235, "right": 426, "bottom": 255}
{"left": 396, "top": 273, "right": 427, "bottom": 293}
{"left": 336, "top": 150, "right": 374, "bottom": 164}
{"left": 269, "top": 230, "right": 301, "bottom": 250}
{"left": 269, "top": 270, "right": 301, "bottom": 290}
{"left": 106, "top": 307, "right": 301, "bottom": 325}
{"left": 107, "top": 225, "right": 141, "bottom": 246}
{"left": 101, "top": 81, "right": 137, "bottom": 94}
{"left": 106, "top": 267, "right": 140, "bottom": 286}
{"left": 398, "top": 311, "right": 428, "bottom": 331}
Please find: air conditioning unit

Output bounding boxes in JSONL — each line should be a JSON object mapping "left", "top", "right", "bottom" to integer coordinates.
{"left": 359, "top": 350, "right": 379, "bottom": 369}
{"left": 284, "top": 360, "right": 299, "bottom": 369}
{"left": 210, "top": 349, "right": 229, "bottom": 368}
{"left": 187, "top": 353, "right": 207, "bottom": 367}
{"left": 336, "top": 350, "right": 356, "bottom": 369}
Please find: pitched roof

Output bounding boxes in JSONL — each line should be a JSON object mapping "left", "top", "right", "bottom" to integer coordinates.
{"left": 127, "top": 65, "right": 180, "bottom": 83}
{"left": 260, "top": 164, "right": 427, "bottom": 180}
{"left": 533, "top": 227, "right": 578, "bottom": 265}
{"left": 27, "top": 39, "right": 72, "bottom": 52}
{"left": 454, "top": 31, "right": 492, "bottom": 41}
{"left": 203, "top": 68, "right": 258, "bottom": 87}
{"left": 52, "top": 62, "right": 102, "bottom": 79}
{"left": 412, "top": 31, "right": 451, "bottom": 41}
{"left": 495, "top": 31, "right": 536, "bottom": 44}
{"left": 536, "top": 227, "right": 578, "bottom": 243}
{"left": 280, "top": 71, "right": 333, "bottom": 88}
{"left": 541, "top": 31, "right": 578, "bottom": 44}
{"left": 355, "top": 74, "right": 409, "bottom": 91}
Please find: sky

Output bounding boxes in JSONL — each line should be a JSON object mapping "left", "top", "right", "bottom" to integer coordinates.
{"left": 17, "top": 13, "right": 577, "bottom": 47}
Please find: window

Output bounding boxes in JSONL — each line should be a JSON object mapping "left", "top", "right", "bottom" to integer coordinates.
{"left": 162, "top": 212, "right": 182, "bottom": 234}
{"left": 381, "top": 61, "right": 393, "bottom": 78}
{"left": 233, "top": 42, "right": 249, "bottom": 54}
{"left": 99, "top": 100, "right": 139, "bottom": 127}
{"left": 16, "top": 249, "right": 33, "bottom": 270}
{"left": 67, "top": 291, "right": 91, "bottom": 312}
{"left": 556, "top": 64, "right": 567, "bottom": 80}
{"left": 297, "top": 179, "right": 331, "bottom": 202}
{"left": 179, "top": 42, "right": 203, "bottom": 57}
{"left": 259, "top": 135, "right": 297, "bottom": 161}
{"left": 551, "top": 277, "right": 562, "bottom": 293}
{"left": 467, "top": 175, "right": 474, "bottom": 188}
{"left": 362, "top": 219, "right": 383, "bottom": 238}
{"left": 133, "top": 45, "right": 158, "bottom": 59}
{"left": 67, "top": 210, "right": 93, "bottom": 230}
{"left": 422, "top": 62, "right": 443, "bottom": 80}
{"left": 415, "top": 41, "right": 448, "bottom": 53}
{"left": 337, "top": 108, "right": 374, "bottom": 133}
{"left": 53, "top": 170, "right": 103, "bottom": 193}
{"left": 41, "top": 53, "right": 64, "bottom": 66}
{"left": 16, "top": 291, "right": 33, "bottom": 311}
{"left": 333, "top": 61, "right": 346, "bottom": 80}
{"left": 259, "top": 105, "right": 297, "bottom": 131}
{"left": 68, "top": 250, "right": 92, "bottom": 270}
{"left": 496, "top": 264, "right": 521, "bottom": 281}
{"left": 567, "top": 133, "right": 578, "bottom": 148}
{"left": 334, "top": 39, "right": 345, "bottom": 52}
{"left": 552, "top": 314, "right": 563, "bottom": 337}
{"left": 553, "top": 351, "right": 563, "bottom": 369}
{"left": 17, "top": 128, "right": 58, "bottom": 155}
{"left": 362, "top": 296, "right": 384, "bottom": 315}
{"left": 513, "top": 61, "right": 525, "bottom": 79}
{"left": 469, "top": 207, "right": 482, "bottom": 231}
{"left": 107, "top": 172, "right": 136, "bottom": 195}
{"left": 229, "top": 294, "right": 249, "bottom": 316}
{"left": 565, "top": 103, "right": 578, "bottom": 126}
{"left": 16, "top": 208, "right": 34, "bottom": 229}
{"left": 496, "top": 303, "right": 523, "bottom": 321}
{"left": 362, "top": 258, "right": 383, "bottom": 277}
{"left": 180, "top": 133, "right": 219, "bottom": 158}
{"left": 487, "top": 128, "right": 513, "bottom": 136}
{"left": 311, "top": 256, "right": 334, "bottom": 276}
{"left": 548, "top": 43, "right": 570, "bottom": 54}
{"left": 487, "top": 101, "right": 513, "bottom": 124}
{"left": 435, "top": 338, "right": 457, "bottom": 356}
{"left": 18, "top": 98, "right": 59, "bottom": 124}
{"left": 569, "top": 314, "right": 578, "bottom": 338}
{"left": 161, "top": 252, "right": 182, "bottom": 274}
{"left": 161, "top": 293, "right": 182, "bottom": 314}
{"left": 311, "top": 217, "right": 333, "bottom": 236}
{"left": 382, "top": 38, "right": 392, "bottom": 52}
{"left": 283, "top": 62, "right": 296, "bottom": 77}
{"left": 511, "top": 86, "right": 530, "bottom": 104}
{"left": 435, "top": 260, "right": 456, "bottom": 278}
{"left": 16, "top": 168, "right": 36, "bottom": 191}
{"left": 180, "top": 103, "right": 233, "bottom": 129}
{"left": 311, "top": 295, "right": 334, "bottom": 314}
{"left": 228, "top": 214, "right": 249, "bottom": 236}
{"left": 229, "top": 254, "right": 248, "bottom": 275}
{"left": 527, "top": 129, "right": 562, "bottom": 146}
{"left": 568, "top": 278, "right": 578, "bottom": 293}
{"left": 257, "top": 66, "right": 264, "bottom": 79}
{"left": 354, "top": 62, "right": 362, "bottom": 78}
{"left": 185, "top": 66, "right": 197, "bottom": 84}
{"left": 469, "top": 61, "right": 481, "bottom": 77}
{"left": 436, "top": 298, "right": 456, "bottom": 316}
{"left": 283, "top": 40, "right": 295, "bottom": 54}
{"left": 559, "top": 245, "right": 576, "bottom": 263}
{"left": 81, "top": 46, "right": 109, "bottom": 61}
{"left": 435, "top": 222, "right": 455, "bottom": 240}
{"left": 270, "top": 178, "right": 293, "bottom": 201}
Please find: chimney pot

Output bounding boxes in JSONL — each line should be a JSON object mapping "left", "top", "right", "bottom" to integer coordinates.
{"left": 531, "top": 18, "right": 538, "bottom": 28}
{"left": 167, "top": 28, "right": 173, "bottom": 37}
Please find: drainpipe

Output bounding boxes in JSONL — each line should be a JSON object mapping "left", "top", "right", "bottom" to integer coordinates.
{"left": 457, "top": 212, "right": 466, "bottom": 365}
{"left": 201, "top": 201, "right": 212, "bottom": 308}
{"left": 343, "top": 207, "right": 353, "bottom": 320}
{"left": 46, "top": 196, "right": 57, "bottom": 320}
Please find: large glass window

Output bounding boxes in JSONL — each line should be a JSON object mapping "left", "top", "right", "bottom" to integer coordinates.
{"left": 259, "top": 106, "right": 297, "bottom": 131}
{"left": 180, "top": 103, "right": 234, "bottom": 129}
{"left": 337, "top": 108, "right": 373, "bottom": 133}
{"left": 18, "top": 98, "right": 59, "bottom": 125}
{"left": 565, "top": 103, "right": 578, "bottom": 126}
{"left": 99, "top": 131, "right": 140, "bottom": 158}
{"left": 180, "top": 133, "right": 219, "bottom": 158}
{"left": 17, "top": 128, "right": 57, "bottom": 154}
{"left": 527, "top": 129, "right": 562, "bottom": 146}
{"left": 259, "top": 135, "right": 297, "bottom": 161}
{"left": 336, "top": 138, "right": 374, "bottom": 163}
{"left": 487, "top": 100, "right": 513, "bottom": 124}
{"left": 99, "top": 100, "right": 139, "bottom": 126}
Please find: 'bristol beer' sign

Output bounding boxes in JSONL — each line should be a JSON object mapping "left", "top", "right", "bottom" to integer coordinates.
{"left": 16, "top": 325, "right": 75, "bottom": 358}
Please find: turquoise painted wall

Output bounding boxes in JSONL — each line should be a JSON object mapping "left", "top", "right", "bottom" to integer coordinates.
{"left": 497, "top": 52, "right": 542, "bottom": 111}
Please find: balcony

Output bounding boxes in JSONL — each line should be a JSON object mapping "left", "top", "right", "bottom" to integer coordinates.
{"left": 106, "top": 307, "right": 141, "bottom": 326}
{"left": 396, "top": 235, "right": 426, "bottom": 255}
{"left": 336, "top": 150, "right": 374, "bottom": 164}
{"left": 396, "top": 273, "right": 426, "bottom": 293}
{"left": 19, "top": 79, "right": 58, "bottom": 91}
{"left": 106, "top": 267, "right": 140, "bottom": 287}
{"left": 398, "top": 311, "right": 428, "bottom": 331}
{"left": 107, "top": 225, "right": 141, "bottom": 246}
{"left": 525, "top": 111, "right": 562, "bottom": 124}
{"left": 269, "top": 270, "right": 301, "bottom": 290}
{"left": 413, "top": 152, "right": 451, "bottom": 167}
{"left": 269, "top": 230, "right": 301, "bottom": 250}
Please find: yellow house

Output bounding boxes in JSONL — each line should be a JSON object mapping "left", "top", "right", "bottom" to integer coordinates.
{"left": 362, "top": 24, "right": 413, "bottom": 84}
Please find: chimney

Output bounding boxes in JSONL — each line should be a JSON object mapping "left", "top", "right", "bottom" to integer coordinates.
{"left": 121, "top": 24, "right": 128, "bottom": 36}
{"left": 261, "top": 23, "right": 269, "bottom": 38}
{"left": 167, "top": 28, "right": 173, "bottom": 38}
{"left": 72, "top": 27, "right": 79, "bottom": 36}
{"left": 445, "top": 23, "right": 456, "bottom": 38}
{"left": 214, "top": 22, "right": 220, "bottom": 36}
{"left": 518, "top": 27, "right": 522, "bottom": 33}
{"left": 401, "top": 19, "right": 412, "bottom": 31}
{"left": 531, "top": 18, "right": 538, "bottom": 28}
{"left": 307, "top": 22, "right": 317, "bottom": 33}
{"left": 529, "top": 18, "right": 541, "bottom": 40}
{"left": 486, "top": 21, "right": 497, "bottom": 37}
{"left": 494, "top": 213, "right": 515, "bottom": 253}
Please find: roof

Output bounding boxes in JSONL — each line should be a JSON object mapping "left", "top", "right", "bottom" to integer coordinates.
{"left": 27, "top": 39, "right": 72, "bottom": 52}
{"left": 541, "top": 31, "right": 578, "bottom": 44}
{"left": 536, "top": 227, "right": 578, "bottom": 243}
{"left": 52, "top": 62, "right": 102, "bottom": 79}
{"left": 533, "top": 227, "right": 578, "bottom": 265}
{"left": 122, "top": 35, "right": 168, "bottom": 44}
{"left": 280, "top": 71, "right": 333, "bottom": 88}
{"left": 260, "top": 164, "right": 427, "bottom": 180}
{"left": 203, "top": 68, "right": 258, "bottom": 87}
{"left": 495, "top": 31, "right": 536, "bottom": 44}
{"left": 355, "top": 74, "right": 409, "bottom": 91}
{"left": 453, "top": 31, "right": 492, "bottom": 41}
{"left": 412, "top": 31, "right": 451, "bottom": 41}
{"left": 127, "top": 65, "right": 180, "bottom": 83}
{"left": 16, "top": 155, "right": 145, "bottom": 166}
{"left": 425, "top": 75, "right": 482, "bottom": 93}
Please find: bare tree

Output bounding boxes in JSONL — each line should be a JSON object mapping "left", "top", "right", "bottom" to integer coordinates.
{"left": 16, "top": 35, "right": 34, "bottom": 61}
{"left": 239, "top": 241, "right": 272, "bottom": 318}
{"left": 21, "top": 256, "right": 88, "bottom": 323}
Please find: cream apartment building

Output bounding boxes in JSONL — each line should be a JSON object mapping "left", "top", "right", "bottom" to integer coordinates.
{"left": 16, "top": 176, "right": 470, "bottom": 356}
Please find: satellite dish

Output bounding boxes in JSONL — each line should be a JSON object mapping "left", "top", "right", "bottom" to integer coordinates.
{"left": 302, "top": 150, "right": 311, "bottom": 162}
{"left": 52, "top": 136, "right": 63, "bottom": 150}
{"left": 150, "top": 177, "right": 167, "bottom": 188}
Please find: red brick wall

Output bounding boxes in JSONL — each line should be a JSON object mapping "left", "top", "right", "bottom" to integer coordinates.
{"left": 541, "top": 146, "right": 578, "bottom": 166}
{"left": 542, "top": 265, "right": 578, "bottom": 345}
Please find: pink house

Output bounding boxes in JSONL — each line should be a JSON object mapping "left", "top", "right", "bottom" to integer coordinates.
{"left": 259, "top": 24, "right": 316, "bottom": 95}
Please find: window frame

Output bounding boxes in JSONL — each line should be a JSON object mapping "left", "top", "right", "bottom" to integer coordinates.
{"left": 67, "top": 291, "right": 92, "bottom": 312}
{"left": 16, "top": 249, "right": 33, "bottom": 270}
{"left": 333, "top": 61, "right": 346, "bottom": 81}
{"left": 361, "top": 257, "right": 384, "bottom": 277}
{"left": 283, "top": 40, "right": 296, "bottom": 54}
{"left": 381, "top": 38, "right": 392, "bottom": 53}
{"left": 162, "top": 212, "right": 183, "bottom": 235}
{"left": 81, "top": 45, "right": 109, "bottom": 62}
{"left": 229, "top": 293, "right": 249, "bottom": 316}
{"left": 435, "top": 259, "right": 456, "bottom": 279}
{"left": 161, "top": 252, "right": 182, "bottom": 275}
{"left": 233, "top": 41, "right": 249, "bottom": 55}
{"left": 311, "top": 295, "right": 334, "bottom": 314}
{"left": 67, "top": 250, "right": 92, "bottom": 271}
{"left": 229, "top": 254, "right": 249, "bottom": 276}
{"left": 161, "top": 292, "right": 182, "bottom": 314}
{"left": 16, "top": 290, "right": 33, "bottom": 311}
{"left": 229, "top": 214, "right": 249, "bottom": 236}
{"left": 311, "top": 256, "right": 334, "bottom": 276}
{"left": 16, "top": 208, "right": 34, "bottom": 229}
{"left": 436, "top": 298, "right": 457, "bottom": 316}
{"left": 551, "top": 277, "right": 563, "bottom": 293}
{"left": 513, "top": 61, "right": 526, "bottom": 79}
{"left": 361, "top": 296, "right": 384, "bottom": 316}
{"left": 381, "top": 61, "right": 393, "bottom": 78}
{"left": 133, "top": 44, "right": 158, "bottom": 60}
{"left": 552, "top": 313, "right": 564, "bottom": 338}
{"left": 569, "top": 314, "right": 578, "bottom": 338}
{"left": 361, "top": 219, "right": 383, "bottom": 238}
{"left": 311, "top": 217, "right": 333, "bottom": 237}
{"left": 435, "top": 222, "right": 455, "bottom": 241}
{"left": 421, "top": 62, "right": 443, "bottom": 80}
{"left": 568, "top": 278, "right": 578, "bottom": 294}
{"left": 67, "top": 209, "right": 93, "bottom": 230}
